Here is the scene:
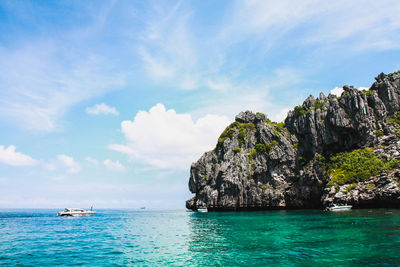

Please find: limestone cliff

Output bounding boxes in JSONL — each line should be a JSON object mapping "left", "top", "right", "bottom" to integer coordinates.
{"left": 186, "top": 71, "right": 400, "bottom": 210}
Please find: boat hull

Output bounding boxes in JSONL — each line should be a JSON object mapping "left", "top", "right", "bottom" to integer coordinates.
{"left": 197, "top": 208, "right": 208, "bottom": 213}
{"left": 57, "top": 211, "right": 96, "bottom": 217}
{"left": 327, "top": 206, "right": 352, "bottom": 211}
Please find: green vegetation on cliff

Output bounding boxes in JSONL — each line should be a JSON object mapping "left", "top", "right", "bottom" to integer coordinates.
{"left": 250, "top": 141, "right": 277, "bottom": 158}
{"left": 326, "top": 148, "right": 400, "bottom": 186}
{"left": 266, "top": 141, "right": 278, "bottom": 152}
{"left": 233, "top": 148, "right": 242, "bottom": 153}
{"left": 362, "top": 88, "right": 371, "bottom": 96}
{"left": 255, "top": 144, "right": 267, "bottom": 153}
{"left": 312, "top": 99, "right": 327, "bottom": 111}
{"left": 217, "top": 122, "right": 237, "bottom": 146}
{"left": 387, "top": 111, "right": 400, "bottom": 136}
{"left": 387, "top": 111, "right": 400, "bottom": 126}
{"left": 217, "top": 121, "right": 256, "bottom": 148}
{"left": 294, "top": 105, "right": 310, "bottom": 116}
{"left": 249, "top": 149, "right": 257, "bottom": 159}
{"left": 342, "top": 184, "right": 357, "bottom": 194}
{"left": 376, "top": 129, "right": 384, "bottom": 137}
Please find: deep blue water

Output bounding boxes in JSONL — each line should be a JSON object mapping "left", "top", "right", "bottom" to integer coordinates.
{"left": 0, "top": 209, "right": 399, "bottom": 266}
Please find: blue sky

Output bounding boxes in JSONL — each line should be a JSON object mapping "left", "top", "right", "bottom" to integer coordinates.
{"left": 1, "top": 0, "right": 400, "bottom": 209}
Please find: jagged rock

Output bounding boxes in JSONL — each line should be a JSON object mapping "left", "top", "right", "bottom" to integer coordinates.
{"left": 321, "top": 171, "right": 400, "bottom": 208}
{"left": 235, "top": 111, "right": 256, "bottom": 123}
{"left": 186, "top": 71, "right": 400, "bottom": 211}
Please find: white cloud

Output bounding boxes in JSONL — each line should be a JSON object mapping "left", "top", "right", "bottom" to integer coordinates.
{"left": 86, "top": 103, "right": 119, "bottom": 116}
{"left": 43, "top": 162, "right": 57, "bottom": 171}
{"left": 57, "top": 154, "right": 81, "bottom": 174}
{"left": 0, "top": 36, "right": 125, "bottom": 132}
{"left": 206, "top": 76, "right": 232, "bottom": 91}
{"left": 107, "top": 144, "right": 137, "bottom": 156}
{"left": 330, "top": 86, "right": 344, "bottom": 97}
{"left": 103, "top": 159, "right": 125, "bottom": 172}
{"left": 85, "top": 157, "right": 99, "bottom": 165}
{"left": 0, "top": 145, "right": 37, "bottom": 166}
{"left": 109, "top": 103, "right": 231, "bottom": 170}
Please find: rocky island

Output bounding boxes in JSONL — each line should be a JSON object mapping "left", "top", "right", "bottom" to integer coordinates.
{"left": 186, "top": 71, "right": 400, "bottom": 211}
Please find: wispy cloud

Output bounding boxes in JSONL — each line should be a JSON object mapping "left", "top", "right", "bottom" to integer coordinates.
{"left": 0, "top": 0, "right": 127, "bottom": 132}
{"left": 225, "top": 0, "right": 400, "bottom": 51}
{"left": 2, "top": 1, "right": 399, "bottom": 135}
{"left": 206, "top": 76, "right": 233, "bottom": 91}
{"left": 138, "top": 4, "right": 201, "bottom": 90}
{"left": 0, "top": 42, "right": 126, "bottom": 131}
{"left": 85, "top": 157, "right": 99, "bottom": 165}
{"left": 103, "top": 159, "right": 125, "bottom": 172}
{"left": 56, "top": 154, "right": 81, "bottom": 174}
{"left": 138, "top": 48, "right": 175, "bottom": 80}
{"left": 137, "top": 0, "right": 400, "bottom": 97}
{"left": 192, "top": 89, "right": 291, "bottom": 123}
{"left": 86, "top": 103, "right": 119, "bottom": 116}
{"left": 191, "top": 66, "right": 308, "bottom": 123}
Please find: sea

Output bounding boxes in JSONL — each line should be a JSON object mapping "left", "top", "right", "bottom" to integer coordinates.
{"left": 0, "top": 209, "right": 399, "bottom": 266}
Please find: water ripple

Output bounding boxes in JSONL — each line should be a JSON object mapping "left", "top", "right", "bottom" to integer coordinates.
{"left": 0, "top": 209, "right": 399, "bottom": 266}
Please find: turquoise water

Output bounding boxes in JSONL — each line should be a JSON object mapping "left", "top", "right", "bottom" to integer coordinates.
{"left": 0, "top": 209, "right": 399, "bottom": 266}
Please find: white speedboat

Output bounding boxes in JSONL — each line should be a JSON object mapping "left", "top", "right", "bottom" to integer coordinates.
{"left": 197, "top": 206, "right": 208, "bottom": 213}
{"left": 57, "top": 207, "right": 96, "bottom": 217}
{"left": 326, "top": 204, "right": 352, "bottom": 211}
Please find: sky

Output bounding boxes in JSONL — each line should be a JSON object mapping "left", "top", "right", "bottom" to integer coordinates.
{"left": 1, "top": 0, "right": 400, "bottom": 209}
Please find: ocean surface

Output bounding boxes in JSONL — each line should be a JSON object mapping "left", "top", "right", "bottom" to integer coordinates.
{"left": 0, "top": 209, "right": 399, "bottom": 266}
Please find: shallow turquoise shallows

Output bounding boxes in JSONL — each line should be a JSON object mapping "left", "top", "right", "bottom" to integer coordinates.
{"left": 0, "top": 209, "right": 399, "bottom": 266}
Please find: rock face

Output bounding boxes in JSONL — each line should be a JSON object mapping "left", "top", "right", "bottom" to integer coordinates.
{"left": 186, "top": 71, "right": 400, "bottom": 211}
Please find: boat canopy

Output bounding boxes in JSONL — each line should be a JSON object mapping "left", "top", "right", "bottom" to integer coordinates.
{"left": 65, "top": 208, "right": 84, "bottom": 212}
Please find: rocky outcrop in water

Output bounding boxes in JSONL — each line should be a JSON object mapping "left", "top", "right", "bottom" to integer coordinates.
{"left": 186, "top": 71, "right": 400, "bottom": 210}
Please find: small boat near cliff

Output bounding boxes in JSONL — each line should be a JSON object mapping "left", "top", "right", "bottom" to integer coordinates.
{"left": 197, "top": 206, "right": 208, "bottom": 213}
{"left": 57, "top": 207, "right": 96, "bottom": 217}
{"left": 326, "top": 204, "right": 352, "bottom": 211}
